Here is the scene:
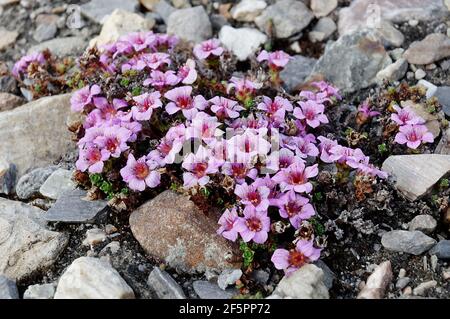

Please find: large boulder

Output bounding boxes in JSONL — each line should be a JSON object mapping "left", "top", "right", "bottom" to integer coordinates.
{"left": 0, "top": 198, "right": 68, "bottom": 280}
{"left": 129, "top": 190, "right": 240, "bottom": 274}
{"left": 0, "top": 94, "right": 75, "bottom": 179}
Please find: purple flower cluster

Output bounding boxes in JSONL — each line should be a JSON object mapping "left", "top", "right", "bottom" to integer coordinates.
{"left": 65, "top": 33, "right": 388, "bottom": 275}
{"left": 12, "top": 52, "right": 46, "bottom": 78}
{"left": 391, "top": 105, "right": 434, "bottom": 149}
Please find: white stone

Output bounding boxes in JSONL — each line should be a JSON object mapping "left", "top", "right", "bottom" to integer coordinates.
{"left": 83, "top": 228, "right": 107, "bottom": 246}
{"left": 219, "top": 26, "right": 267, "bottom": 61}
{"left": 417, "top": 80, "right": 437, "bottom": 99}
{"left": 357, "top": 261, "right": 393, "bottom": 299}
{"left": 218, "top": 269, "right": 243, "bottom": 290}
{"left": 89, "top": 9, "right": 155, "bottom": 48}
{"left": 415, "top": 69, "right": 426, "bottom": 80}
{"left": 54, "top": 257, "right": 135, "bottom": 299}
{"left": 230, "top": 0, "right": 266, "bottom": 22}
{"left": 310, "top": 0, "right": 337, "bottom": 18}
{"left": 23, "top": 283, "right": 56, "bottom": 299}
{"left": 270, "top": 264, "right": 329, "bottom": 299}
{"left": 0, "top": 198, "right": 68, "bottom": 280}
{"left": 376, "top": 58, "right": 408, "bottom": 83}
{"left": 39, "top": 169, "right": 75, "bottom": 200}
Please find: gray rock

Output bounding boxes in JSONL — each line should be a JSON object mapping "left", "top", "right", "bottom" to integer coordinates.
{"left": 375, "top": 20, "right": 405, "bottom": 48}
{"left": 0, "top": 276, "right": 19, "bottom": 299}
{"left": 396, "top": 277, "right": 411, "bottom": 290}
{"left": 15, "top": 166, "right": 57, "bottom": 200}
{"left": 314, "top": 260, "right": 335, "bottom": 290}
{"left": 193, "top": 280, "right": 238, "bottom": 299}
{"left": 310, "top": 0, "right": 337, "bottom": 18}
{"left": 415, "top": 69, "right": 426, "bottom": 80}
{"left": 33, "top": 23, "right": 57, "bottom": 42}
{"left": 435, "top": 127, "right": 450, "bottom": 155}
{"left": 167, "top": 6, "right": 212, "bottom": 44}
{"left": 381, "top": 230, "right": 436, "bottom": 255}
{"left": 81, "top": 0, "right": 138, "bottom": 24}
{"left": 45, "top": 188, "right": 109, "bottom": 223}
{"left": 230, "top": 0, "right": 267, "bottom": 22}
{"left": 0, "top": 158, "right": 16, "bottom": 195}
{"left": 376, "top": 58, "right": 408, "bottom": 83}
{"left": 129, "top": 190, "right": 240, "bottom": 274}
{"left": 280, "top": 55, "right": 317, "bottom": 93}
{"left": 0, "top": 198, "right": 68, "bottom": 280}
{"left": 255, "top": 0, "right": 314, "bottom": 39}
{"left": 357, "top": 261, "right": 393, "bottom": 299}
{"left": 23, "top": 283, "right": 55, "bottom": 299}
{"left": 219, "top": 26, "right": 267, "bottom": 61}
{"left": 28, "top": 37, "right": 87, "bottom": 57}
{"left": 0, "top": 92, "right": 24, "bottom": 111}
{"left": 147, "top": 268, "right": 186, "bottom": 299}
{"left": 54, "top": 257, "right": 135, "bottom": 299}
{"left": 0, "top": 94, "right": 75, "bottom": 179}
{"left": 308, "top": 30, "right": 392, "bottom": 93}
{"left": 403, "top": 33, "right": 450, "bottom": 65}
{"left": 217, "top": 269, "right": 242, "bottom": 290}
{"left": 153, "top": 0, "right": 176, "bottom": 24}
{"left": 429, "top": 240, "right": 450, "bottom": 260}
{"left": 252, "top": 269, "right": 270, "bottom": 285}
{"left": 434, "top": 86, "right": 450, "bottom": 117}
{"left": 338, "top": 0, "right": 447, "bottom": 36}
{"left": 269, "top": 264, "right": 329, "bottom": 299}
{"left": 39, "top": 168, "right": 75, "bottom": 200}
{"left": 408, "top": 215, "right": 437, "bottom": 234}
{"left": 0, "top": 28, "right": 18, "bottom": 51}
{"left": 382, "top": 155, "right": 450, "bottom": 201}
{"left": 390, "top": 48, "right": 405, "bottom": 61}
{"left": 309, "top": 17, "right": 337, "bottom": 43}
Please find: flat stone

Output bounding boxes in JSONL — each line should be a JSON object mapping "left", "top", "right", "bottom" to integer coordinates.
{"left": 429, "top": 240, "right": 450, "bottom": 260}
{"left": 308, "top": 30, "right": 392, "bottom": 93}
{"left": 434, "top": 86, "right": 450, "bottom": 117}
{"left": 230, "top": 0, "right": 266, "bottom": 22}
{"left": 269, "top": 264, "right": 329, "bottom": 299}
{"left": 81, "top": 0, "right": 138, "bottom": 24}
{"left": 0, "top": 28, "right": 18, "bottom": 50}
{"left": 0, "top": 94, "right": 75, "bottom": 179}
{"left": 39, "top": 168, "right": 75, "bottom": 200}
{"left": 28, "top": 37, "right": 87, "bottom": 57}
{"left": 381, "top": 230, "right": 436, "bottom": 255}
{"left": 403, "top": 33, "right": 450, "bottom": 65}
{"left": 357, "top": 261, "right": 393, "bottom": 299}
{"left": 396, "top": 277, "right": 411, "bottom": 290}
{"left": 413, "top": 280, "right": 437, "bottom": 296}
{"left": 33, "top": 23, "right": 57, "bottom": 43}
{"left": 255, "top": 0, "right": 314, "bottom": 39}
{"left": 0, "top": 158, "right": 16, "bottom": 195}
{"left": 435, "top": 127, "right": 450, "bottom": 155}
{"left": 217, "top": 269, "right": 242, "bottom": 290}
{"left": 90, "top": 9, "right": 155, "bottom": 48}
{"left": 0, "top": 275, "right": 19, "bottom": 299}
{"left": 280, "top": 55, "right": 317, "bottom": 93}
{"left": 193, "top": 280, "right": 238, "bottom": 299}
{"left": 45, "top": 188, "right": 109, "bottom": 224}
{"left": 147, "top": 268, "right": 186, "bottom": 299}
{"left": 376, "top": 58, "right": 408, "bottom": 83}
{"left": 16, "top": 166, "right": 58, "bottom": 200}
{"left": 408, "top": 215, "right": 437, "bottom": 234}
{"left": 0, "top": 198, "right": 68, "bottom": 280}
{"left": 309, "top": 17, "right": 337, "bottom": 43}
{"left": 338, "top": 0, "right": 447, "bottom": 36}
{"left": 382, "top": 155, "right": 450, "bottom": 201}
{"left": 310, "top": 0, "right": 337, "bottom": 18}
{"left": 0, "top": 92, "right": 24, "bottom": 111}
{"left": 129, "top": 190, "right": 240, "bottom": 274}
{"left": 167, "top": 6, "right": 212, "bottom": 44}
{"left": 219, "top": 26, "right": 267, "bottom": 61}
{"left": 23, "top": 283, "right": 55, "bottom": 299}
{"left": 54, "top": 257, "right": 135, "bottom": 299}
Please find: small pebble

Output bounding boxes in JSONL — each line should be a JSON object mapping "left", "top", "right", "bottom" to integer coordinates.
{"left": 415, "top": 69, "right": 426, "bottom": 80}
{"left": 398, "top": 268, "right": 406, "bottom": 278}
{"left": 413, "top": 280, "right": 437, "bottom": 296}
{"left": 409, "top": 19, "right": 419, "bottom": 27}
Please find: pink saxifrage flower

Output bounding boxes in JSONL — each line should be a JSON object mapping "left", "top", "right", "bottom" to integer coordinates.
{"left": 391, "top": 105, "right": 424, "bottom": 126}
{"left": 234, "top": 206, "right": 271, "bottom": 244}
{"left": 164, "top": 86, "right": 206, "bottom": 120}
{"left": 71, "top": 84, "right": 101, "bottom": 112}
{"left": 234, "top": 182, "right": 270, "bottom": 212}
{"left": 394, "top": 124, "right": 434, "bottom": 149}
{"left": 217, "top": 207, "right": 240, "bottom": 241}
{"left": 131, "top": 91, "right": 162, "bottom": 121}
{"left": 120, "top": 154, "right": 161, "bottom": 191}
{"left": 272, "top": 162, "right": 318, "bottom": 193}
{"left": 193, "top": 39, "right": 224, "bottom": 60}
{"left": 294, "top": 100, "right": 328, "bottom": 128}
{"left": 271, "top": 240, "right": 321, "bottom": 275}
{"left": 209, "top": 96, "right": 244, "bottom": 119}
{"left": 275, "top": 190, "right": 315, "bottom": 229}
{"left": 257, "top": 50, "right": 291, "bottom": 69}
